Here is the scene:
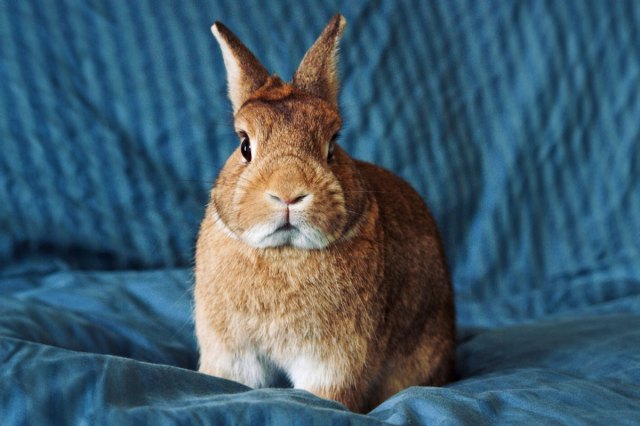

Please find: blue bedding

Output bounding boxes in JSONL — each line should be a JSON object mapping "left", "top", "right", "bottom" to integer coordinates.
{"left": 1, "top": 0, "right": 639, "bottom": 424}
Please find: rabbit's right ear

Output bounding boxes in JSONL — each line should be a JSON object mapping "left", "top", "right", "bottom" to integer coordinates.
{"left": 211, "top": 22, "right": 270, "bottom": 113}
{"left": 293, "top": 14, "right": 346, "bottom": 108}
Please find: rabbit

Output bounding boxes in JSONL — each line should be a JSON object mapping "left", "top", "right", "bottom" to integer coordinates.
{"left": 194, "top": 13, "right": 455, "bottom": 413}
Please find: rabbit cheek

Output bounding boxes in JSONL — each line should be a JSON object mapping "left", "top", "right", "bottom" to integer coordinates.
{"left": 307, "top": 180, "right": 348, "bottom": 242}
{"left": 233, "top": 195, "right": 277, "bottom": 246}
{"left": 286, "top": 185, "right": 347, "bottom": 248}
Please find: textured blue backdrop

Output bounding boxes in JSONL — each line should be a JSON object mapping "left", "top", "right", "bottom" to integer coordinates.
{"left": 1, "top": 0, "right": 639, "bottom": 424}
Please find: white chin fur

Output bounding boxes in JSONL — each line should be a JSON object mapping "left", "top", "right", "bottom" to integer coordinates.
{"left": 211, "top": 202, "right": 331, "bottom": 249}
{"left": 241, "top": 222, "right": 330, "bottom": 249}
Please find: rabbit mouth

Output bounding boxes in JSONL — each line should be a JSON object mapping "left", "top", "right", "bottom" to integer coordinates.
{"left": 275, "top": 223, "right": 296, "bottom": 232}
{"left": 241, "top": 220, "right": 330, "bottom": 250}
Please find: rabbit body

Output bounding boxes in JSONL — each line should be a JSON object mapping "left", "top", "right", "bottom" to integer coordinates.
{"left": 194, "top": 15, "right": 455, "bottom": 413}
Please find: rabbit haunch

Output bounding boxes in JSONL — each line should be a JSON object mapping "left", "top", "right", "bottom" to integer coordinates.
{"left": 194, "top": 14, "right": 455, "bottom": 413}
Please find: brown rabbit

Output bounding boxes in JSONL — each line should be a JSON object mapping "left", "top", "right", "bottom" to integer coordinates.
{"left": 194, "top": 14, "right": 455, "bottom": 413}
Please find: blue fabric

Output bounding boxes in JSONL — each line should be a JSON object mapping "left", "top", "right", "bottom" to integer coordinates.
{"left": 1, "top": 0, "right": 639, "bottom": 424}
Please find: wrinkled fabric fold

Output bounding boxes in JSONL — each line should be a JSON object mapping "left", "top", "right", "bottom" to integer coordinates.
{"left": 1, "top": 0, "right": 639, "bottom": 424}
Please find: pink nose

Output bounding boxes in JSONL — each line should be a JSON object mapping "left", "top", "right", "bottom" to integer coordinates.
{"left": 267, "top": 192, "right": 309, "bottom": 205}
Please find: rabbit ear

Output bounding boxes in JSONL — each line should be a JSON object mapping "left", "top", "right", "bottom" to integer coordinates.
{"left": 211, "top": 22, "right": 270, "bottom": 113}
{"left": 293, "top": 14, "right": 346, "bottom": 108}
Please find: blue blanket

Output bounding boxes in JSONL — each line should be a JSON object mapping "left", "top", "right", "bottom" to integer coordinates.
{"left": 1, "top": 0, "right": 639, "bottom": 423}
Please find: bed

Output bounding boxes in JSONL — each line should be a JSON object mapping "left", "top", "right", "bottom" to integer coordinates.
{"left": 1, "top": 0, "right": 639, "bottom": 423}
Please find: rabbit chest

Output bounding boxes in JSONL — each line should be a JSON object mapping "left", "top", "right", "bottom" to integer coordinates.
{"left": 195, "top": 216, "right": 384, "bottom": 354}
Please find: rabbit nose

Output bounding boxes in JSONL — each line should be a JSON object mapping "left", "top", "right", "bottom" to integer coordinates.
{"left": 266, "top": 192, "right": 309, "bottom": 205}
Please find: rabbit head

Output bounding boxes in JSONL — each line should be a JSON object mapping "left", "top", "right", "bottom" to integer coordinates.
{"left": 209, "top": 15, "right": 368, "bottom": 249}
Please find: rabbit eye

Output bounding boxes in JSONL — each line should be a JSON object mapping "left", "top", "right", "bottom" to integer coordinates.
{"left": 240, "top": 134, "right": 251, "bottom": 162}
{"left": 327, "top": 133, "right": 339, "bottom": 162}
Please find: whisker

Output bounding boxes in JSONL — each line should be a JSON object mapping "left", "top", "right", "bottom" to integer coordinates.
{"left": 342, "top": 189, "right": 393, "bottom": 195}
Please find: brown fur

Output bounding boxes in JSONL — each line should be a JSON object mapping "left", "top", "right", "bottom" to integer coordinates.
{"left": 195, "top": 14, "right": 455, "bottom": 413}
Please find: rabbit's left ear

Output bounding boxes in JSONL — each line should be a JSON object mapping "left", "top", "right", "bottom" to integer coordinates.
{"left": 293, "top": 14, "right": 346, "bottom": 108}
{"left": 212, "top": 22, "right": 270, "bottom": 113}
